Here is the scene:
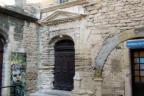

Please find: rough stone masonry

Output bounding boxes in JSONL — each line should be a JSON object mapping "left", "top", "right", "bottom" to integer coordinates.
{"left": 1, "top": 0, "right": 144, "bottom": 96}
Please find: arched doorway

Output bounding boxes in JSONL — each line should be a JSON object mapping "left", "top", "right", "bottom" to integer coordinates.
{"left": 53, "top": 39, "right": 75, "bottom": 91}
{"left": 0, "top": 37, "right": 4, "bottom": 95}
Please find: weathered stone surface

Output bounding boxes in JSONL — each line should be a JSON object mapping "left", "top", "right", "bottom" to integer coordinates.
{"left": 119, "top": 29, "right": 135, "bottom": 42}
{"left": 111, "top": 59, "right": 121, "bottom": 73}
{"left": 32, "top": 0, "right": 144, "bottom": 96}
{"left": 30, "top": 90, "right": 72, "bottom": 96}
{"left": 15, "top": 0, "right": 26, "bottom": 8}
{"left": 2, "top": 0, "right": 144, "bottom": 96}
{"left": 0, "top": 5, "right": 38, "bottom": 96}
{"left": 96, "top": 36, "right": 121, "bottom": 69}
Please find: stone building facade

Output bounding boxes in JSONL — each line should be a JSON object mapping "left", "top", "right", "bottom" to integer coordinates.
{"left": 0, "top": 1, "right": 39, "bottom": 95}
{"left": 1, "top": 0, "right": 144, "bottom": 96}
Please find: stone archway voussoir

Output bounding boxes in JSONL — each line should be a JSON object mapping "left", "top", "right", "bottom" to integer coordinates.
{"left": 95, "top": 29, "right": 135, "bottom": 72}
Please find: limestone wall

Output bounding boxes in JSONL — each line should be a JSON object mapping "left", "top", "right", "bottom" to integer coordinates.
{"left": 31, "top": 0, "right": 144, "bottom": 96}
{"left": 85, "top": 0, "right": 144, "bottom": 96}
{"left": 23, "top": 23, "right": 39, "bottom": 95}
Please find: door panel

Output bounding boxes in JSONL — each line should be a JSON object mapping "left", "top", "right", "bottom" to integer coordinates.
{"left": 131, "top": 49, "right": 144, "bottom": 96}
{"left": 54, "top": 40, "right": 75, "bottom": 91}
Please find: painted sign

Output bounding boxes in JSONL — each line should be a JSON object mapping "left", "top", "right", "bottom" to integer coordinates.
{"left": 10, "top": 52, "right": 26, "bottom": 96}
{"left": 126, "top": 40, "right": 144, "bottom": 48}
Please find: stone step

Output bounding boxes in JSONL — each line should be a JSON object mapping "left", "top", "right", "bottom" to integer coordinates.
{"left": 30, "top": 93, "right": 57, "bottom": 96}
{"left": 30, "top": 89, "right": 72, "bottom": 96}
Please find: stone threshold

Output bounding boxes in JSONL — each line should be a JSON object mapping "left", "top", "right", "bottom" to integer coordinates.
{"left": 30, "top": 89, "right": 72, "bottom": 96}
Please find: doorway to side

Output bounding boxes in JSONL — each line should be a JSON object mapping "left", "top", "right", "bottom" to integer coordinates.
{"left": 131, "top": 49, "right": 144, "bottom": 96}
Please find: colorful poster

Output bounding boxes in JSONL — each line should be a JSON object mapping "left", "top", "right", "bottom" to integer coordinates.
{"left": 10, "top": 52, "right": 26, "bottom": 96}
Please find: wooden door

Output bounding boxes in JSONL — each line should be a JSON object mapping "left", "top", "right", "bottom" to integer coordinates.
{"left": 54, "top": 40, "right": 75, "bottom": 91}
{"left": 0, "top": 39, "right": 3, "bottom": 96}
{"left": 131, "top": 49, "right": 144, "bottom": 96}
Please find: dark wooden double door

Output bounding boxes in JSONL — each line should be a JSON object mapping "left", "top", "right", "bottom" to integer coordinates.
{"left": 131, "top": 49, "right": 144, "bottom": 96}
{"left": 54, "top": 40, "right": 75, "bottom": 91}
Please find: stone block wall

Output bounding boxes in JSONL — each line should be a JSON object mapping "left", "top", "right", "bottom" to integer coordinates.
{"left": 33, "top": 12, "right": 98, "bottom": 95}
{"left": 30, "top": 0, "right": 144, "bottom": 96}
{"left": 23, "top": 23, "right": 39, "bottom": 95}
{"left": 84, "top": 0, "right": 144, "bottom": 96}
{"left": 102, "top": 43, "right": 127, "bottom": 96}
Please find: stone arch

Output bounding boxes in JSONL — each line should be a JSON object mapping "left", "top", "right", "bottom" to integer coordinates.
{"left": 0, "top": 29, "right": 8, "bottom": 95}
{"left": 49, "top": 34, "right": 74, "bottom": 45}
{"left": 48, "top": 35, "right": 74, "bottom": 66}
{"left": 95, "top": 29, "right": 144, "bottom": 72}
{"left": 48, "top": 35, "right": 74, "bottom": 64}
{"left": 46, "top": 34, "right": 75, "bottom": 89}
{"left": 0, "top": 28, "right": 8, "bottom": 42}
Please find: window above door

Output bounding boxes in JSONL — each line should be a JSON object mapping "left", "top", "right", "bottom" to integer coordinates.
{"left": 58, "top": 0, "right": 69, "bottom": 4}
{"left": 57, "top": 0, "right": 77, "bottom": 4}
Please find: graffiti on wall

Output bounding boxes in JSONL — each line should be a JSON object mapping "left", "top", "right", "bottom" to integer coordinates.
{"left": 10, "top": 52, "right": 26, "bottom": 96}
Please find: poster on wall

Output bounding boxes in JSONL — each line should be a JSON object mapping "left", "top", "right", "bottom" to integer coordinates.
{"left": 10, "top": 52, "right": 26, "bottom": 96}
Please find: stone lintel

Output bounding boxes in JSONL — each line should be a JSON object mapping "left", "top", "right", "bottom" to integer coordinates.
{"left": 119, "top": 29, "right": 135, "bottom": 42}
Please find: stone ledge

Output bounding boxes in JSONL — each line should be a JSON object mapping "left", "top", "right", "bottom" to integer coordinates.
{"left": 72, "top": 89, "right": 95, "bottom": 96}
{"left": 40, "top": 11, "right": 86, "bottom": 25}
{"left": 0, "top": 6, "right": 38, "bottom": 21}
{"left": 30, "top": 89, "right": 72, "bottom": 96}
